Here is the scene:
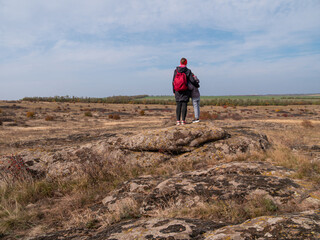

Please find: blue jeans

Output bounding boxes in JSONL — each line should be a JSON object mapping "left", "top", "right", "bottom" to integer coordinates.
{"left": 192, "top": 97, "right": 200, "bottom": 119}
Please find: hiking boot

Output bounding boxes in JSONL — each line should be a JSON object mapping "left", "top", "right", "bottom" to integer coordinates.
{"left": 192, "top": 119, "right": 200, "bottom": 123}
{"left": 181, "top": 120, "right": 186, "bottom": 125}
{"left": 176, "top": 121, "right": 181, "bottom": 125}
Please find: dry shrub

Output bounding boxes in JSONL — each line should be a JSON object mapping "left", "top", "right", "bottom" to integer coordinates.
{"left": 84, "top": 111, "right": 92, "bottom": 117}
{"left": 301, "top": 119, "right": 314, "bottom": 128}
{"left": 45, "top": 115, "right": 54, "bottom": 121}
{"left": 108, "top": 114, "right": 120, "bottom": 120}
{"left": 113, "top": 114, "right": 120, "bottom": 120}
{"left": 0, "top": 155, "right": 36, "bottom": 187}
{"left": 139, "top": 110, "right": 145, "bottom": 116}
{"left": 200, "top": 111, "right": 218, "bottom": 120}
{"left": 231, "top": 113, "right": 242, "bottom": 120}
{"left": 0, "top": 156, "right": 55, "bottom": 234}
{"left": 26, "top": 112, "right": 35, "bottom": 118}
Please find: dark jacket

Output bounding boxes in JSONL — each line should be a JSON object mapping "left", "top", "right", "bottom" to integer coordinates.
{"left": 172, "top": 66, "right": 199, "bottom": 102}
{"left": 188, "top": 76, "right": 200, "bottom": 99}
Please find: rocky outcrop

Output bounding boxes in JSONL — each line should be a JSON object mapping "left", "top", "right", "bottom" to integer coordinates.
{"left": 92, "top": 218, "right": 225, "bottom": 240}
{"left": 0, "top": 123, "right": 271, "bottom": 180}
{"left": 31, "top": 211, "right": 320, "bottom": 240}
{"left": 20, "top": 123, "right": 320, "bottom": 239}
{"left": 203, "top": 210, "right": 320, "bottom": 240}
{"left": 106, "top": 123, "right": 227, "bottom": 153}
{"left": 102, "top": 162, "right": 317, "bottom": 216}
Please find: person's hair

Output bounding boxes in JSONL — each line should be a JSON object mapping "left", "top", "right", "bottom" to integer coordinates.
{"left": 180, "top": 58, "right": 187, "bottom": 65}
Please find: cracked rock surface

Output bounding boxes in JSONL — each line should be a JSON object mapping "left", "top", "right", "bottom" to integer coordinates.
{"left": 31, "top": 211, "right": 320, "bottom": 240}
{"left": 203, "top": 210, "right": 320, "bottom": 240}
{"left": 0, "top": 123, "right": 270, "bottom": 179}
{"left": 102, "top": 161, "right": 315, "bottom": 215}
{"left": 106, "top": 123, "right": 227, "bottom": 152}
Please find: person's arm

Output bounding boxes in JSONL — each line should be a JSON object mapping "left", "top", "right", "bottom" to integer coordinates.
{"left": 194, "top": 75, "right": 200, "bottom": 88}
{"left": 172, "top": 69, "right": 177, "bottom": 94}
{"left": 188, "top": 71, "right": 199, "bottom": 88}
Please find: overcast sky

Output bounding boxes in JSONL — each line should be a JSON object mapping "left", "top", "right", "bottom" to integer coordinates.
{"left": 1, "top": 0, "right": 320, "bottom": 100}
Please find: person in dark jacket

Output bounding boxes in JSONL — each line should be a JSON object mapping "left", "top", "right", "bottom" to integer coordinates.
{"left": 188, "top": 74, "right": 201, "bottom": 123}
{"left": 172, "top": 58, "right": 199, "bottom": 125}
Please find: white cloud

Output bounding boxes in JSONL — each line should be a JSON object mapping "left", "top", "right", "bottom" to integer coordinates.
{"left": 0, "top": 0, "right": 319, "bottom": 99}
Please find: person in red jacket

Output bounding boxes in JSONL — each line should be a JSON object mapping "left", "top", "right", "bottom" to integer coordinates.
{"left": 172, "top": 58, "right": 199, "bottom": 125}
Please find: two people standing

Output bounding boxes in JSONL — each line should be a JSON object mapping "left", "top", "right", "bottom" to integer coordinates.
{"left": 172, "top": 58, "right": 200, "bottom": 125}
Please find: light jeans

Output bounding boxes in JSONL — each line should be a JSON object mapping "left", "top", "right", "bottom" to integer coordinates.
{"left": 192, "top": 97, "right": 200, "bottom": 119}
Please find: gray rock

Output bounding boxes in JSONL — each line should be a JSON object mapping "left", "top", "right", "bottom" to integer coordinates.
{"left": 203, "top": 210, "right": 320, "bottom": 240}
{"left": 106, "top": 122, "right": 227, "bottom": 153}
{"left": 102, "top": 162, "right": 313, "bottom": 215}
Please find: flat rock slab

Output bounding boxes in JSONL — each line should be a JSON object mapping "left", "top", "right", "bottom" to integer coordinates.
{"left": 106, "top": 122, "right": 227, "bottom": 152}
{"left": 102, "top": 162, "right": 309, "bottom": 215}
{"left": 30, "top": 212, "right": 320, "bottom": 240}
{"left": 203, "top": 210, "right": 320, "bottom": 240}
{"left": 30, "top": 218, "right": 224, "bottom": 240}
{"left": 91, "top": 218, "right": 224, "bottom": 240}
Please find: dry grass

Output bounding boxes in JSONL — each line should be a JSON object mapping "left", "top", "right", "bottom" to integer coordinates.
{"left": 84, "top": 111, "right": 92, "bottom": 117}
{"left": 200, "top": 111, "right": 219, "bottom": 120}
{"left": 0, "top": 153, "right": 145, "bottom": 235}
{"left": 266, "top": 146, "right": 320, "bottom": 183}
{"left": 26, "top": 112, "right": 35, "bottom": 118}
{"left": 301, "top": 119, "right": 314, "bottom": 128}
{"left": 108, "top": 114, "right": 120, "bottom": 120}
{"left": 45, "top": 115, "right": 54, "bottom": 121}
{"left": 139, "top": 110, "right": 145, "bottom": 116}
{"left": 153, "top": 194, "right": 278, "bottom": 224}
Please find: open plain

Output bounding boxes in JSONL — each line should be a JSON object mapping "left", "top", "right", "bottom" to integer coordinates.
{"left": 0, "top": 100, "right": 320, "bottom": 239}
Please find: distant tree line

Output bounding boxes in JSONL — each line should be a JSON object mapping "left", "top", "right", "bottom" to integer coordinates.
{"left": 22, "top": 95, "right": 148, "bottom": 104}
{"left": 22, "top": 95, "right": 320, "bottom": 106}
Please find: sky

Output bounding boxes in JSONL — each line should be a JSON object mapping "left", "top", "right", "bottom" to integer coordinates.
{"left": 0, "top": 0, "right": 320, "bottom": 100}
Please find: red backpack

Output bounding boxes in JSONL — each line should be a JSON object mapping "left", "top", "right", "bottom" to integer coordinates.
{"left": 173, "top": 70, "right": 188, "bottom": 91}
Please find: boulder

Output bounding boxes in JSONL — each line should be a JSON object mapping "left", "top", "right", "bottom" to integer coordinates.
{"left": 203, "top": 210, "right": 320, "bottom": 240}
{"left": 106, "top": 122, "right": 227, "bottom": 153}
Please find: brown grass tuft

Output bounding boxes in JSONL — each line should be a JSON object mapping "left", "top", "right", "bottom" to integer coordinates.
{"left": 266, "top": 146, "right": 320, "bottom": 184}
{"left": 108, "top": 114, "right": 120, "bottom": 120}
{"left": 200, "top": 111, "right": 218, "bottom": 120}
{"left": 26, "top": 112, "right": 35, "bottom": 118}
{"left": 301, "top": 119, "right": 314, "bottom": 128}
{"left": 45, "top": 115, "right": 54, "bottom": 121}
{"left": 139, "top": 110, "right": 145, "bottom": 116}
{"left": 154, "top": 194, "right": 278, "bottom": 224}
{"left": 84, "top": 111, "right": 92, "bottom": 117}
